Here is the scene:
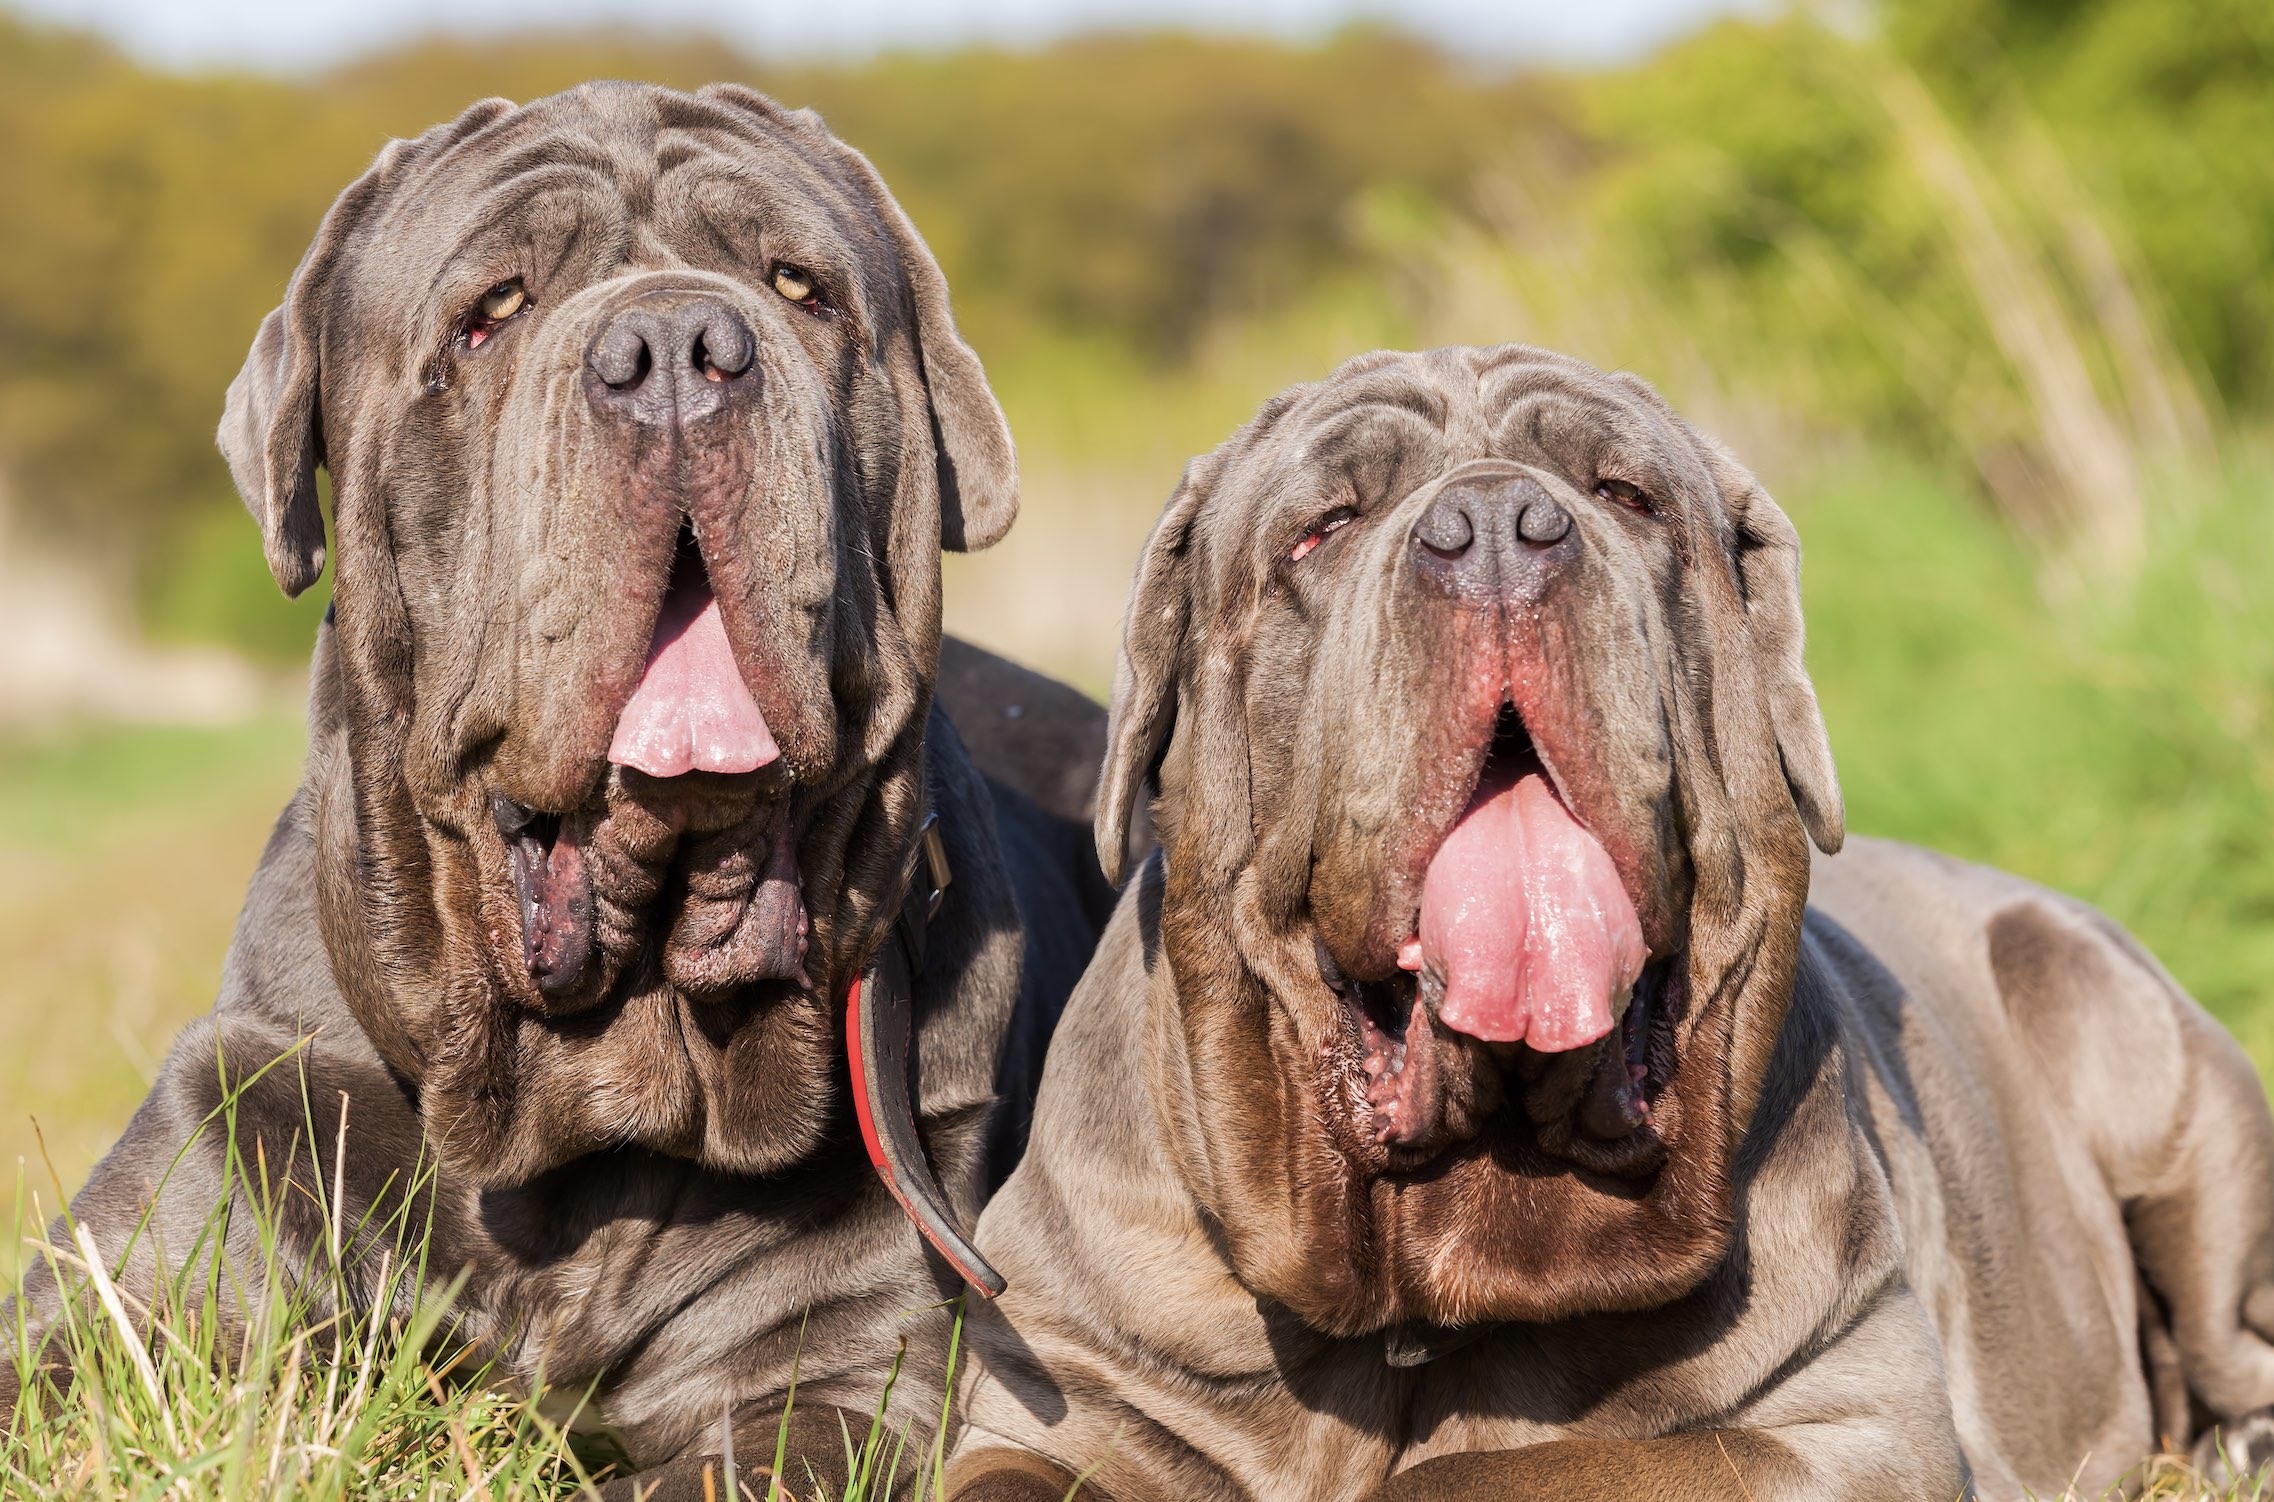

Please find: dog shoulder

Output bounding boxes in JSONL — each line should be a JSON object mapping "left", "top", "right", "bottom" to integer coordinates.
{"left": 963, "top": 859, "right": 1311, "bottom": 1491}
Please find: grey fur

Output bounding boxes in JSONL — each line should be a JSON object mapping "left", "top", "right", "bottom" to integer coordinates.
{"left": 951, "top": 347, "right": 2274, "bottom": 1502}
{"left": 5, "top": 83, "right": 1104, "bottom": 1500}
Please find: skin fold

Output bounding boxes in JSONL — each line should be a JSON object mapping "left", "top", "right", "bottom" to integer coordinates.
{"left": 947, "top": 346, "right": 2274, "bottom": 1501}
{"left": 0, "top": 82, "right": 1117, "bottom": 1500}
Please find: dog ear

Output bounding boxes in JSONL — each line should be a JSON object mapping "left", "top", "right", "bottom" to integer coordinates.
{"left": 883, "top": 191, "right": 1018, "bottom": 553}
{"left": 1695, "top": 432, "right": 1845, "bottom": 854}
{"left": 218, "top": 99, "right": 516, "bottom": 598}
{"left": 706, "top": 86, "right": 1019, "bottom": 553}
{"left": 218, "top": 298, "right": 327, "bottom": 598}
{"left": 1096, "top": 459, "right": 1213, "bottom": 884}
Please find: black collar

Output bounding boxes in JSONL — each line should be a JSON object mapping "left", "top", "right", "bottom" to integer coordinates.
{"left": 844, "top": 811, "right": 1006, "bottom": 1297}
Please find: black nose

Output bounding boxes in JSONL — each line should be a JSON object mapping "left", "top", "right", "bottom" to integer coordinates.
{"left": 1409, "top": 469, "right": 1575, "bottom": 600}
{"left": 585, "top": 290, "right": 756, "bottom": 427}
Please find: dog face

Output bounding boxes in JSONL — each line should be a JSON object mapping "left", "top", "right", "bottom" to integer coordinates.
{"left": 1099, "top": 346, "right": 1841, "bottom": 1333}
{"left": 218, "top": 83, "right": 1015, "bottom": 1184}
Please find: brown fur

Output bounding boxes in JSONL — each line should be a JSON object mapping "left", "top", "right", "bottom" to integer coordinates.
{"left": 938, "top": 637, "right": 1111, "bottom": 828}
{"left": 4, "top": 84, "right": 1107, "bottom": 1497}
{"left": 951, "top": 347, "right": 2274, "bottom": 1500}
{"left": 944, "top": 1448, "right": 1086, "bottom": 1501}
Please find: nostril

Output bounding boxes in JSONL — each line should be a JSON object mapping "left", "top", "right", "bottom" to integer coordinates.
{"left": 591, "top": 320, "right": 654, "bottom": 390}
{"left": 1414, "top": 503, "right": 1476, "bottom": 560}
{"left": 698, "top": 312, "right": 755, "bottom": 379}
{"left": 1517, "top": 498, "right": 1572, "bottom": 547}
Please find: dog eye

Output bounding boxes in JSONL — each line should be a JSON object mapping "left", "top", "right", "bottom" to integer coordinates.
{"left": 1290, "top": 507, "right": 1357, "bottom": 563}
{"left": 1593, "top": 478, "right": 1652, "bottom": 514}
{"left": 463, "top": 278, "right": 529, "bottom": 350}
{"left": 772, "top": 263, "right": 825, "bottom": 312}
{"left": 481, "top": 280, "right": 526, "bottom": 321}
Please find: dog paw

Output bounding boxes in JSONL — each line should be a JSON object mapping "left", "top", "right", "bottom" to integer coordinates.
{"left": 2195, "top": 1406, "right": 2274, "bottom": 1487}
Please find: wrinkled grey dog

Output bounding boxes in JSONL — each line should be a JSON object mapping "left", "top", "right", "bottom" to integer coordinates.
{"left": 2, "top": 83, "right": 1114, "bottom": 1499}
{"left": 948, "top": 346, "right": 2274, "bottom": 1501}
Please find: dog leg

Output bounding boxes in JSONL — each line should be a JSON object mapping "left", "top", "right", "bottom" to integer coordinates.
{"left": 1989, "top": 900, "right": 2274, "bottom": 1436}
{"left": 2127, "top": 1002, "right": 2274, "bottom": 1425}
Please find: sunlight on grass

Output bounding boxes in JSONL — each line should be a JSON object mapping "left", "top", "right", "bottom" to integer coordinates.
{"left": 1792, "top": 450, "right": 2274, "bottom": 1068}
{"left": 4, "top": 1045, "right": 609, "bottom": 1500}
{"left": 2, "top": 1050, "right": 969, "bottom": 1501}
{"left": 0, "top": 712, "right": 308, "bottom": 1284}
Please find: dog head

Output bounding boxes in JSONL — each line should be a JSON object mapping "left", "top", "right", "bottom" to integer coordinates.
{"left": 218, "top": 83, "right": 1015, "bottom": 1185}
{"left": 1099, "top": 346, "right": 1840, "bottom": 1332}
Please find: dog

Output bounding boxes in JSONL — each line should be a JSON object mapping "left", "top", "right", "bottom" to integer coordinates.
{"left": 2, "top": 82, "right": 1112, "bottom": 1499}
{"left": 947, "top": 345, "right": 2274, "bottom": 1500}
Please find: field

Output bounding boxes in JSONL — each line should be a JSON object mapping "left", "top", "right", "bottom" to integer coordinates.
{"left": 4, "top": 0, "right": 2273, "bottom": 1493}
{"left": 5, "top": 422, "right": 2273, "bottom": 1497}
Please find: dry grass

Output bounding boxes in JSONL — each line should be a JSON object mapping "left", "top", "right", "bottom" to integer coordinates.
{"left": 0, "top": 711, "right": 307, "bottom": 1283}
{"left": 4, "top": 1063, "right": 961, "bottom": 1500}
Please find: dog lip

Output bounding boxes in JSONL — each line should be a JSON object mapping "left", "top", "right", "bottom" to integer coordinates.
{"left": 491, "top": 793, "right": 537, "bottom": 837}
{"left": 491, "top": 794, "right": 595, "bottom": 998}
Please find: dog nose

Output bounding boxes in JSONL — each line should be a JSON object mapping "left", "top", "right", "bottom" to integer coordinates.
{"left": 1409, "top": 471, "right": 1576, "bottom": 599}
{"left": 1412, "top": 497, "right": 1476, "bottom": 558}
{"left": 586, "top": 290, "right": 755, "bottom": 426}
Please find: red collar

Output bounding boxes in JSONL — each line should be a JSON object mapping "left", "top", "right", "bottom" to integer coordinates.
{"left": 843, "top": 812, "right": 1005, "bottom": 1297}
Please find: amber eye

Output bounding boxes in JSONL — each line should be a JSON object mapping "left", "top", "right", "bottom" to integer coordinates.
{"left": 1593, "top": 477, "right": 1652, "bottom": 514}
{"left": 772, "top": 263, "right": 821, "bottom": 309}
{"left": 464, "top": 278, "right": 529, "bottom": 349}
{"left": 1290, "top": 507, "right": 1357, "bottom": 562}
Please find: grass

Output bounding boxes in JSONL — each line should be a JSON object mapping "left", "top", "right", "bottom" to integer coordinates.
{"left": 6, "top": 1043, "right": 607, "bottom": 1500}
{"left": 3, "top": 438, "right": 2272, "bottom": 1497}
{"left": 0, "top": 710, "right": 307, "bottom": 1283}
{"left": 3, "top": 1046, "right": 969, "bottom": 1500}
{"left": 1791, "top": 448, "right": 2274, "bottom": 1066}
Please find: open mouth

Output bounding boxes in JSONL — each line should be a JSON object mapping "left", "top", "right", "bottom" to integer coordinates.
{"left": 1399, "top": 706, "right": 1646, "bottom": 1050}
{"left": 487, "top": 523, "right": 805, "bottom": 1004}
{"left": 1340, "top": 706, "right": 1654, "bottom": 1156}
{"left": 608, "top": 524, "right": 780, "bottom": 779}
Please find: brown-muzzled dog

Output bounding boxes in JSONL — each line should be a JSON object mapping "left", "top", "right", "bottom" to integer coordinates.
{"left": 946, "top": 346, "right": 2274, "bottom": 1501}
{"left": 0, "top": 83, "right": 1115, "bottom": 1497}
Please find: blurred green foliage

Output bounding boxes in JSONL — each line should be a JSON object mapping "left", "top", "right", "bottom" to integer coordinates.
{"left": 1, "top": 1, "right": 2267, "bottom": 616}
{"left": 1891, "top": 0, "right": 2274, "bottom": 407}
{"left": 1792, "top": 452, "right": 2274, "bottom": 1053}
{"left": 0, "top": 1, "right": 2269, "bottom": 1075}
{"left": 0, "top": 15, "right": 1547, "bottom": 599}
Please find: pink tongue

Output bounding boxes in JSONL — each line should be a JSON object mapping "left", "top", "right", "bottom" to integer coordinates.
{"left": 608, "top": 573, "right": 779, "bottom": 777}
{"left": 1404, "top": 766, "right": 1645, "bottom": 1052}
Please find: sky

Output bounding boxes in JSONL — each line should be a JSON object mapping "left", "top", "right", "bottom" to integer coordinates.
{"left": 10, "top": 0, "right": 1773, "bottom": 71}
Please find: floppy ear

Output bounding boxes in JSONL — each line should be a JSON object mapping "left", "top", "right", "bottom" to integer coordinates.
{"left": 883, "top": 193, "right": 1017, "bottom": 553}
{"left": 1096, "top": 460, "right": 1213, "bottom": 884}
{"left": 217, "top": 100, "right": 515, "bottom": 598}
{"left": 219, "top": 288, "right": 326, "bottom": 597}
{"left": 1694, "top": 433, "right": 1845, "bottom": 854}
{"left": 704, "top": 86, "right": 1018, "bottom": 552}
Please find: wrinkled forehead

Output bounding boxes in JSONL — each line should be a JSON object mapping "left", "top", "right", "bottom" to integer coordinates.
{"left": 1187, "top": 344, "right": 1723, "bottom": 577}
{"left": 343, "top": 84, "right": 899, "bottom": 320}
